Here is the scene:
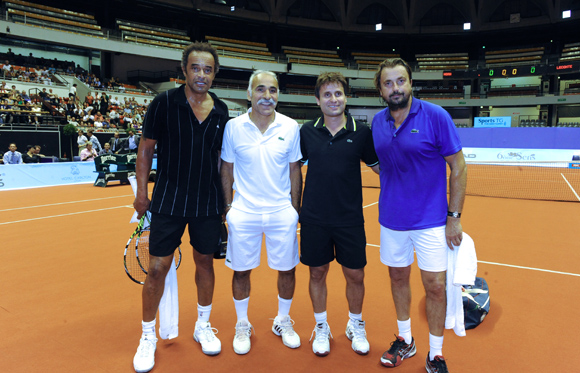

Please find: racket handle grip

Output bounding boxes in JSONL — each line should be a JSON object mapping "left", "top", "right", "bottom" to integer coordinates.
{"left": 128, "top": 175, "right": 138, "bottom": 197}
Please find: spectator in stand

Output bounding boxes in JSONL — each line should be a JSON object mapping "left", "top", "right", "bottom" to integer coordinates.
{"left": 66, "top": 99, "right": 77, "bottom": 120}
{"left": 69, "top": 84, "right": 77, "bottom": 101}
{"left": 21, "top": 91, "right": 31, "bottom": 103}
{"left": 1, "top": 98, "right": 13, "bottom": 124}
{"left": 80, "top": 141, "right": 97, "bottom": 161}
{"left": 100, "top": 92, "right": 109, "bottom": 115}
{"left": 2, "top": 60, "right": 13, "bottom": 78}
{"left": 124, "top": 113, "right": 133, "bottom": 128}
{"left": 39, "top": 88, "right": 49, "bottom": 101}
{"left": 0, "top": 81, "right": 7, "bottom": 93}
{"left": 3, "top": 143, "right": 23, "bottom": 164}
{"left": 26, "top": 53, "right": 36, "bottom": 67}
{"left": 109, "top": 108, "right": 119, "bottom": 126}
{"left": 110, "top": 96, "right": 120, "bottom": 106}
{"left": 85, "top": 93, "right": 94, "bottom": 106}
{"left": 99, "top": 142, "right": 113, "bottom": 155}
{"left": 47, "top": 89, "right": 58, "bottom": 105}
{"left": 48, "top": 64, "right": 56, "bottom": 75}
{"left": 23, "top": 144, "right": 39, "bottom": 163}
{"left": 30, "top": 103, "right": 42, "bottom": 124}
{"left": 77, "top": 129, "right": 88, "bottom": 155}
{"left": 87, "top": 129, "right": 102, "bottom": 153}
{"left": 94, "top": 112, "right": 105, "bottom": 127}
{"left": 66, "top": 65, "right": 74, "bottom": 75}
{"left": 6, "top": 48, "right": 15, "bottom": 62}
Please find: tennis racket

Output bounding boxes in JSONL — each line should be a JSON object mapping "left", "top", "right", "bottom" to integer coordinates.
{"left": 123, "top": 215, "right": 149, "bottom": 284}
{"left": 135, "top": 214, "right": 182, "bottom": 275}
{"left": 135, "top": 232, "right": 182, "bottom": 275}
{"left": 214, "top": 221, "right": 228, "bottom": 259}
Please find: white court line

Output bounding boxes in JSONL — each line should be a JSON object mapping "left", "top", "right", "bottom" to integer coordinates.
{"left": 363, "top": 202, "right": 378, "bottom": 208}
{"left": 478, "top": 260, "right": 580, "bottom": 277}
{"left": 560, "top": 173, "right": 580, "bottom": 202}
{"left": 0, "top": 206, "right": 126, "bottom": 226}
{"left": 0, "top": 195, "right": 134, "bottom": 213}
{"left": 366, "top": 243, "right": 579, "bottom": 277}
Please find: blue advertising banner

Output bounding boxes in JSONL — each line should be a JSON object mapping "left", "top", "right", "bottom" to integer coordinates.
{"left": 474, "top": 117, "right": 512, "bottom": 128}
{"left": 0, "top": 162, "right": 96, "bottom": 191}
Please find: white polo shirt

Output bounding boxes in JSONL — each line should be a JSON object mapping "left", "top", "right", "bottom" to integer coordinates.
{"left": 221, "top": 111, "right": 302, "bottom": 214}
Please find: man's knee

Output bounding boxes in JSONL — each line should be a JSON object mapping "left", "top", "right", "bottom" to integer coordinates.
{"left": 309, "top": 265, "right": 329, "bottom": 282}
{"left": 389, "top": 266, "right": 411, "bottom": 283}
{"left": 193, "top": 251, "right": 214, "bottom": 271}
{"left": 343, "top": 267, "right": 365, "bottom": 284}
{"left": 422, "top": 272, "right": 446, "bottom": 299}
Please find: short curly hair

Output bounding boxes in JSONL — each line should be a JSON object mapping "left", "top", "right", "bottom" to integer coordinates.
{"left": 181, "top": 42, "right": 220, "bottom": 74}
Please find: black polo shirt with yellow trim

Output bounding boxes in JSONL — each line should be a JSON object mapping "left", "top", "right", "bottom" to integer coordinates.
{"left": 300, "top": 114, "right": 379, "bottom": 227}
{"left": 143, "top": 85, "right": 228, "bottom": 217}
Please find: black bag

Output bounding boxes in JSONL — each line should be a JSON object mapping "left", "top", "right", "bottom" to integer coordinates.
{"left": 462, "top": 277, "right": 490, "bottom": 330}
{"left": 213, "top": 221, "right": 228, "bottom": 259}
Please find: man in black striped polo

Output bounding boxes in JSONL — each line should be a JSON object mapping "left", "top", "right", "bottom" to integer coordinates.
{"left": 132, "top": 42, "right": 229, "bottom": 373}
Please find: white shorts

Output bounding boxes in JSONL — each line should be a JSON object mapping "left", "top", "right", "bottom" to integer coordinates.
{"left": 225, "top": 206, "right": 299, "bottom": 271}
{"left": 379, "top": 225, "right": 448, "bottom": 272}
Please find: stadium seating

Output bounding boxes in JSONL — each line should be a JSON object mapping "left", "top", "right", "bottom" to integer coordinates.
{"left": 117, "top": 20, "right": 190, "bottom": 50}
{"left": 5, "top": 0, "right": 104, "bottom": 37}
{"left": 416, "top": 53, "right": 469, "bottom": 71}
{"left": 485, "top": 46, "right": 544, "bottom": 66}
{"left": 206, "top": 36, "right": 276, "bottom": 62}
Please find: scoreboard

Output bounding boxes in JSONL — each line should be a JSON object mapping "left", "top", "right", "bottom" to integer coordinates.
{"left": 442, "top": 62, "right": 579, "bottom": 79}
{"left": 480, "top": 65, "right": 547, "bottom": 77}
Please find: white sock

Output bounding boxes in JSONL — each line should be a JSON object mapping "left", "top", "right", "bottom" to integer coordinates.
{"left": 349, "top": 311, "right": 362, "bottom": 322}
{"left": 142, "top": 319, "right": 156, "bottom": 337}
{"left": 197, "top": 303, "right": 212, "bottom": 323}
{"left": 429, "top": 333, "right": 444, "bottom": 359}
{"left": 397, "top": 318, "right": 412, "bottom": 344}
{"left": 234, "top": 297, "right": 249, "bottom": 322}
{"left": 314, "top": 311, "right": 327, "bottom": 324}
{"left": 277, "top": 295, "right": 293, "bottom": 318}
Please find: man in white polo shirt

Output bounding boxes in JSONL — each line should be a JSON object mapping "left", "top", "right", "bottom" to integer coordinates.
{"left": 221, "top": 70, "right": 302, "bottom": 355}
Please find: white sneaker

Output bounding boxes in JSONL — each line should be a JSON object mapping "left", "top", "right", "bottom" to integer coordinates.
{"left": 233, "top": 320, "right": 253, "bottom": 355}
{"left": 193, "top": 321, "right": 221, "bottom": 355}
{"left": 345, "top": 319, "right": 370, "bottom": 355}
{"left": 310, "top": 322, "right": 332, "bottom": 356}
{"left": 133, "top": 334, "right": 157, "bottom": 373}
{"left": 272, "top": 315, "right": 301, "bottom": 349}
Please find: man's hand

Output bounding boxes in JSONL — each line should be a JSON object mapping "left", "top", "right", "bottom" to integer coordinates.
{"left": 445, "top": 217, "right": 463, "bottom": 250}
{"left": 133, "top": 195, "right": 151, "bottom": 219}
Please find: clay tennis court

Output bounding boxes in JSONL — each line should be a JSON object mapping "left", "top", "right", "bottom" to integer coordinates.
{"left": 1, "top": 167, "right": 579, "bottom": 372}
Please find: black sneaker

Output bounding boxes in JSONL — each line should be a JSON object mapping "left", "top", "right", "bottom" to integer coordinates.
{"left": 425, "top": 352, "right": 449, "bottom": 373}
{"left": 380, "top": 335, "right": 416, "bottom": 367}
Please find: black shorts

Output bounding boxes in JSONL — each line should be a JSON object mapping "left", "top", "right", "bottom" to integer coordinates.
{"left": 299, "top": 223, "right": 367, "bottom": 269}
{"left": 149, "top": 212, "right": 222, "bottom": 257}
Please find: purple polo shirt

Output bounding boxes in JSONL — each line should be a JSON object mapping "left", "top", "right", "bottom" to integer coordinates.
{"left": 372, "top": 97, "right": 462, "bottom": 230}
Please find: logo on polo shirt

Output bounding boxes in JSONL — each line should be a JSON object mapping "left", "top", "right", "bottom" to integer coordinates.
{"left": 411, "top": 129, "right": 419, "bottom": 133}
{"left": 347, "top": 139, "right": 353, "bottom": 143}
{"left": 278, "top": 137, "right": 285, "bottom": 141}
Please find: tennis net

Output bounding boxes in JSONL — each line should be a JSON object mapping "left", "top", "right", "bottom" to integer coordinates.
{"left": 361, "top": 161, "right": 580, "bottom": 202}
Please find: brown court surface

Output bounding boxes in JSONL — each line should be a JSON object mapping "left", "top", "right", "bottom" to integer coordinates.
{"left": 1, "top": 176, "right": 579, "bottom": 372}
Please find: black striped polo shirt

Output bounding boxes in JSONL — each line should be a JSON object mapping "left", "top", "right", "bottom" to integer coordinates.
{"left": 143, "top": 85, "right": 228, "bottom": 217}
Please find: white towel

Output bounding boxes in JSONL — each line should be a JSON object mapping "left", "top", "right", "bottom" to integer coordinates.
{"left": 445, "top": 232, "right": 477, "bottom": 337}
{"left": 159, "top": 260, "right": 179, "bottom": 340}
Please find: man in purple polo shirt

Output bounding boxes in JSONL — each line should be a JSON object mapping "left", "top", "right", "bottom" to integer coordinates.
{"left": 371, "top": 58, "right": 467, "bottom": 373}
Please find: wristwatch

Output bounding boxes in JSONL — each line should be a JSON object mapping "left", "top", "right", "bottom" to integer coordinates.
{"left": 447, "top": 211, "right": 461, "bottom": 218}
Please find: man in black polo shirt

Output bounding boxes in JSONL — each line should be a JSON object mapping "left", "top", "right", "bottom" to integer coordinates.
{"left": 132, "top": 42, "right": 228, "bottom": 373}
{"left": 300, "top": 72, "right": 380, "bottom": 357}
